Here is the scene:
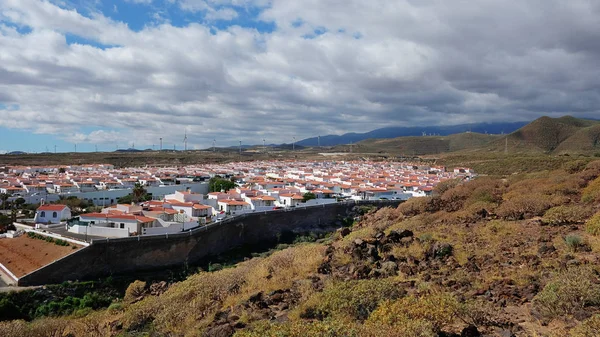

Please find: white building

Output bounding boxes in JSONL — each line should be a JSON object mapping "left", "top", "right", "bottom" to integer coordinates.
{"left": 35, "top": 204, "right": 72, "bottom": 224}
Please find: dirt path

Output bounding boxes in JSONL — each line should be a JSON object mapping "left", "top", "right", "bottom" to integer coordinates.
{"left": 0, "top": 236, "right": 81, "bottom": 277}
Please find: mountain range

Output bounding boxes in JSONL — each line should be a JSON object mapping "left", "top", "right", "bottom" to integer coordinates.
{"left": 297, "top": 121, "right": 529, "bottom": 146}
{"left": 347, "top": 116, "right": 600, "bottom": 155}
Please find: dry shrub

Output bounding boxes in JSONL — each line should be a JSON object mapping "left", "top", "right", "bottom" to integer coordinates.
{"left": 128, "top": 244, "right": 325, "bottom": 335}
{"left": 585, "top": 212, "right": 600, "bottom": 236}
{"left": 440, "top": 201, "right": 497, "bottom": 224}
{"left": 437, "top": 178, "right": 503, "bottom": 213}
{"left": 0, "top": 320, "right": 30, "bottom": 337}
{"left": 124, "top": 280, "right": 146, "bottom": 303}
{"left": 361, "top": 320, "right": 436, "bottom": 337}
{"left": 242, "top": 244, "right": 326, "bottom": 298}
{"left": 0, "top": 318, "right": 69, "bottom": 337}
{"left": 398, "top": 197, "right": 441, "bottom": 217}
{"left": 578, "top": 160, "right": 600, "bottom": 184}
{"left": 570, "top": 314, "right": 600, "bottom": 337}
{"left": 543, "top": 205, "right": 593, "bottom": 225}
{"left": 362, "top": 206, "right": 403, "bottom": 231}
{"left": 121, "top": 296, "right": 160, "bottom": 332}
{"left": 29, "top": 318, "right": 69, "bottom": 337}
{"left": 70, "top": 311, "right": 110, "bottom": 337}
{"left": 532, "top": 267, "right": 600, "bottom": 320}
{"left": 366, "top": 292, "right": 460, "bottom": 333}
{"left": 294, "top": 279, "right": 405, "bottom": 321}
{"left": 582, "top": 176, "right": 600, "bottom": 203}
{"left": 544, "top": 174, "right": 585, "bottom": 196}
{"left": 233, "top": 319, "right": 362, "bottom": 337}
{"left": 497, "top": 194, "right": 559, "bottom": 220}
{"left": 563, "top": 160, "right": 589, "bottom": 174}
{"left": 433, "top": 178, "right": 461, "bottom": 196}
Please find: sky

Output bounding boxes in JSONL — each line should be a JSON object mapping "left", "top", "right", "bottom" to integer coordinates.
{"left": 0, "top": 0, "right": 599, "bottom": 153}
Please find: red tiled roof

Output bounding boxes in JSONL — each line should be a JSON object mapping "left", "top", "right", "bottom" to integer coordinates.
{"left": 38, "top": 204, "right": 68, "bottom": 211}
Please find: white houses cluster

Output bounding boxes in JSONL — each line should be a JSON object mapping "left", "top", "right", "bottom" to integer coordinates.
{"left": 20, "top": 160, "right": 474, "bottom": 239}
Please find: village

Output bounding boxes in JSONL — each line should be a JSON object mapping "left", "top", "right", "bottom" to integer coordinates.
{"left": 0, "top": 161, "right": 474, "bottom": 240}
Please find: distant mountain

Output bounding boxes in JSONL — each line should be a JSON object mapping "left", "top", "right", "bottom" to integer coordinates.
{"left": 7, "top": 151, "right": 27, "bottom": 155}
{"left": 297, "top": 121, "right": 529, "bottom": 146}
{"left": 114, "top": 148, "right": 143, "bottom": 153}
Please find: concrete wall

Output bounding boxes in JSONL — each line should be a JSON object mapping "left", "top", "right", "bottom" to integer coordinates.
{"left": 18, "top": 200, "right": 402, "bottom": 286}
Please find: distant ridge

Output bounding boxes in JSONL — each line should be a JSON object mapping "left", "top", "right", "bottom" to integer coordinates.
{"left": 297, "top": 121, "right": 528, "bottom": 146}
{"left": 354, "top": 132, "right": 502, "bottom": 155}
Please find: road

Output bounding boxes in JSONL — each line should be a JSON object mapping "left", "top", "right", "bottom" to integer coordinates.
{"left": 42, "top": 226, "right": 105, "bottom": 243}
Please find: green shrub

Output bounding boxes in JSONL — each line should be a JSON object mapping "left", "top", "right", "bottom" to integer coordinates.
{"left": 585, "top": 212, "right": 600, "bottom": 236}
{"left": 298, "top": 279, "right": 405, "bottom": 321}
{"left": 107, "top": 302, "right": 123, "bottom": 313}
{"left": 532, "top": 267, "right": 600, "bottom": 319}
{"left": 565, "top": 235, "right": 584, "bottom": 251}
{"left": 543, "top": 205, "right": 593, "bottom": 225}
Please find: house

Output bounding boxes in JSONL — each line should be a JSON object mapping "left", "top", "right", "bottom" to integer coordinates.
{"left": 35, "top": 204, "right": 72, "bottom": 224}
{"left": 78, "top": 213, "right": 156, "bottom": 235}
{"left": 279, "top": 194, "right": 304, "bottom": 207}
{"left": 217, "top": 199, "right": 250, "bottom": 214}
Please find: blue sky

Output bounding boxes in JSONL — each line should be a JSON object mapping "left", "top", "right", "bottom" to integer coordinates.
{"left": 1, "top": 0, "right": 599, "bottom": 153}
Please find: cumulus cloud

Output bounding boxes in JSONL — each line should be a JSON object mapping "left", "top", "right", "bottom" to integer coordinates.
{"left": 0, "top": 0, "right": 599, "bottom": 148}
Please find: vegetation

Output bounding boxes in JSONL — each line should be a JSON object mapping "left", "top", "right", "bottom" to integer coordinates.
{"left": 302, "top": 192, "right": 316, "bottom": 202}
{"left": 26, "top": 232, "right": 73, "bottom": 247}
{"left": 209, "top": 176, "right": 237, "bottom": 193}
{"left": 117, "top": 183, "right": 152, "bottom": 204}
{"left": 4, "top": 154, "right": 600, "bottom": 336}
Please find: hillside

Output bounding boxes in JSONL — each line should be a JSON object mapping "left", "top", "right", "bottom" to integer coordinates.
{"left": 4, "top": 158, "right": 600, "bottom": 336}
{"left": 498, "top": 116, "right": 600, "bottom": 154}
{"left": 297, "top": 121, "right": 528, "bottom": 147}
{"left": 354, "top": 132, "right": 501, "bottom": 155}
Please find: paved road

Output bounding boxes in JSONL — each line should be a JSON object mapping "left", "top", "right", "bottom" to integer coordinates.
{"left": 41, "top": 226, "right": 106, "bottom": 243}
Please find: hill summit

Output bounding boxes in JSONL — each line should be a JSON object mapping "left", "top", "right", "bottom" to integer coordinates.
{"left": 500, "top": 116, "right": 600, "bottom": 154}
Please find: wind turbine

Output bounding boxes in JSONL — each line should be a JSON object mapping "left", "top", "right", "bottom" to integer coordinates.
{"left": 183, "top": 130, "right": 188, "bottom": 151}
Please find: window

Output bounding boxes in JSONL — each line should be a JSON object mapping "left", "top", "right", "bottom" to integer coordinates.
{"left": 52, "top": 212, "right": 58, "bottom": 218}
{"left": 90, "top": 221, "right": 95, "bottom": 224}
{"left": 40, "top": 211, "right": 46, "bottom": 217}
{"left": 120, "top": 223, "right": 125, "bottom": 229}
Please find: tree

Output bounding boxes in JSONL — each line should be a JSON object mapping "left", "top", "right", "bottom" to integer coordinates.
{"left": 14, "top": 197, "right": 26, "bottom": 208}
{"left": 209, "top": 176, "right": 237, "bottom": 193}
{"left": 58, "top": 167, "right": 66, "bottom": 173}
{"left": 0, "top": 193, "right": 8, "bottom": 210}
{"left": 132, "top": 183, "right": 148, "bottom": 204}
{"left": 303, "top": 192, "right": 317, "bottom": 202}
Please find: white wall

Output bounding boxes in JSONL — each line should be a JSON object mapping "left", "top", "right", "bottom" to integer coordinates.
{"left": 70, "top": 224, "right": 130, "bottom": 238}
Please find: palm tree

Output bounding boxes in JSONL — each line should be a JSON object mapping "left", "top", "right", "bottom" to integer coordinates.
{"left": 132, "top": 183, "right": 147, "bottom": 204}
{"left": 0, "top": 193, "right": 8, "bottom": 210}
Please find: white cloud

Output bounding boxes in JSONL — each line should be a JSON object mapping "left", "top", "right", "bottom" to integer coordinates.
{"left": 0, "top": 0, "right": 599, "bottom": 148}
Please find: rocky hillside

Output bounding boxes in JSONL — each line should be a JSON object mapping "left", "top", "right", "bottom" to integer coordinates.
{"left": 3, "top": 159, "right": 600, "bottom": 336}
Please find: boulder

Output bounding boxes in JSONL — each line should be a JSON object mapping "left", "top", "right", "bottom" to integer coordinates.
{"left": 461, "top": 325, "right": 481, "bottom": 337}
{"left": 338, "top": 227, "right": 351, "bottom": 237}
{"left": 387, "top": 229, "right": 414, "bottom": 243}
